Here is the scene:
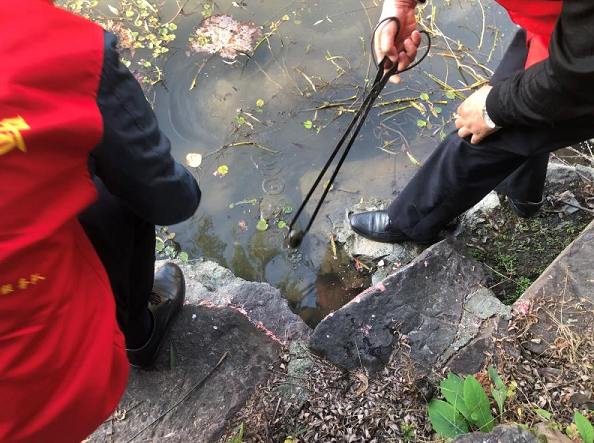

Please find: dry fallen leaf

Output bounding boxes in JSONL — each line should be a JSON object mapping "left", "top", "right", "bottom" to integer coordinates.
{"left": 535, "top": 423, "right": 573, "bottom": 443}
{"left": 190, "top": 14, "right": 262, "bottom": 60}
{"left": 100, "top": 20, "right": 136, "bottom": 56}
{"left": 354, "top": 371, "right": 369, "bottom": 397}
{"left": 406, "top": 151, "right": 422, "bottom": 167}
{"left": 185, "top": 153, "right": 203, "bottom": 168}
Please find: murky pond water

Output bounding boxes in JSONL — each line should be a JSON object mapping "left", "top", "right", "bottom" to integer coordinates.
{"left": 62, "top": 0, "right": 514, "bottom": 327}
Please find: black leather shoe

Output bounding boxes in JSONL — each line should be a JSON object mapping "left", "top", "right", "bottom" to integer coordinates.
{"left": 127, "top": 263, "right": 186, "bottom": 369}
{"left": 349, "top": 210, "right": 413, "bottom": 243}
{"left": 507, "top": 196, "right": 545, "bottom": 218}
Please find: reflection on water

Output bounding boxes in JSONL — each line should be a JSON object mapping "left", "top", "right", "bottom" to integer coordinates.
{"left": 65, "top": 0, "right": 515, "bottom": 326}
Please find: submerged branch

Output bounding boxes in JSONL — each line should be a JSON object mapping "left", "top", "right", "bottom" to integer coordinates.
{"left": 205, "top": 141, "right": 279, "bottom": 158}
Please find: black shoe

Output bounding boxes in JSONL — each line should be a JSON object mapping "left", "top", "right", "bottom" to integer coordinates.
{"left": 127, "top": 263, "right": 186, "bottom": 369}
{"left": 507, "top": 196, "right": 545, "bottom": 218}
{"left": 349, "top": 210, "right": 413, "bottom": 243}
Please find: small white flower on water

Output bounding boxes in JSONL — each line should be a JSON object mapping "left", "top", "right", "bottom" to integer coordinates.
{"left": 191, "top": 314, "right": 197, "bottom": 320}
{"left": 213, "top": 325, "right": 218, "bottom": 330}
{"left": 378, "top": 259, "right": 385, "bottom": 267}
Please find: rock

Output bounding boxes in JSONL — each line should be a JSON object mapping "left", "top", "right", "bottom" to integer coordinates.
{"left": 328, "top": 197, "right": 425, "bottom": 275}
{"left": 576, "top": 164, "right": 594, "bottom": 183}
{"left": 514, "top": 219, "right": 594, "bottom": 355}
{"left": 165, "top": 259, "right": 311, "bottom": 341}
{"left": 273, "top": 340, "right": 313, "bottom": 409}
{"left": 309, "top": 240, "right": 493, "bottom": 375}
{"left": 446, "top": 317, "right": 507, "bottom": 375}
{"left": 557, "top": 190, "right": 580, "bottom": 214}
{"left": 89, "top": 305, "right": 281, "bottom": 443}
{"left": 534, "top": 423, "right": 574, "bottom": 443}
{"left": 546, "top": 161, "right": 594, "bottom": 192}
{"left": 462, "top": 191, "right": 501, "bottom": 226}
{"left": 451, "top": 425, "right": 540, "bottom": 443}
{"left": 443, "top": 288, "right": 511, "bottom": 358}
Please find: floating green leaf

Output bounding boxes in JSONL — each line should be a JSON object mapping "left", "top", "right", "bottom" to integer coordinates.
{"left": 464, "top": 375, "right": 494, "bottom": 432}
{"left": 284, "top": 205, "right": 293, "bottom": 214}
{"left": 303, "top": 120, "right": 313, "bottom": 129}
{"left": 428, "top": 399, "right": 469, "bottom": 438}
{"left": 420, "top": 92, "right": 430, "bottom": 101}
{"left": 256, "top": 218, "right": 269, "bottom": 231}
{"left": 278, "top": 221, "right": 287, "bottom": 229}
{"left": 446, "top": 90, "right": 456, "bottom": 99}
{"left": 216, "top": 165, "right": 229, "bottom": 176}
{"left": 179, "top": 252, "right": 189, "bottom": 261}
{"left": 575, "top": 411, "right": 594, "bottom": 443}
{"left": 434, "top": 106, "right": 442, "bottom": 114}
{"left": 282, "top": 14, "right": 290, "bottom": 21}
{"left": 229, "top": 203, "right": 235, "bottom": 209}
{"left": 417, "top": 119, "right": 427, "bottom": 128}
{"left": 256, "top": 98, "right": 265, "bottom": 107}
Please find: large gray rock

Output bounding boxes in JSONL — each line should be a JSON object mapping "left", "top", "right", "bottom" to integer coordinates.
{"left": 461, "top": 191, "right": 501, "bottom": 227}
{"left": 546, "top": 161, "right": 594, "bottom": 192}
{"left": 513, "top": 219, "right": 594, "bottom": 355}
{"left": 451, "top": 425, "right": 539, "bottom": 443}
{"left": 163, "top": 259, "right": 311, "bottom": 341}
{"left": 328, "top": 197, "right": 425, "bottom": 278}
{"left": 310, "top": 240, "right": 506, "bottom": 375}
{"left": 90, "top": 305, "right": 281, "bottom": 443}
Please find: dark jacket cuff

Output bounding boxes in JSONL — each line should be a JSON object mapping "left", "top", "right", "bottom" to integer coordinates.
{"left": 485, "top": 82, "right": 507, "bottom": 127}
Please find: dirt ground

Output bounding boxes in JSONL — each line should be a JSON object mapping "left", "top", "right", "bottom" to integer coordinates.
{"left": 459, "top": 182, "right": 594, "bottom": 305}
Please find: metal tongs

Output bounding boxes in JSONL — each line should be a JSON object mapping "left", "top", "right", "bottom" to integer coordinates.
{"left": 287, "top": 17, "right": 431, "bottom": 248}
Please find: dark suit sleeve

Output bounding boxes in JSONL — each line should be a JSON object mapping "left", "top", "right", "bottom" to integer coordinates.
{"left": 486, "top": 0, "right": 594, "bottom": 127}
{"left": 90, "top": 31, "right": 201, "bottom": 226}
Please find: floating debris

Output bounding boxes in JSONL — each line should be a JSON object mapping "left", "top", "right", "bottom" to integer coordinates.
{"left": 190, "top": 14, "right": 262, "bottom": 60}
{"left": 100, "top": 20, "right": 136, "bottom": 56}
{"left": 256, "top": 218, "right": 269, "bottom": 231}
{"left": 214, "top": 164, "right": 229, "bottom": 177}
{"left": 185, "top": 153, "right": 203, "bottom": 168}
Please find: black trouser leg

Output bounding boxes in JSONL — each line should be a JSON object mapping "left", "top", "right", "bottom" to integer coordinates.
{"left": 386, "top": 27, "right": 594, "bottom": 241}
{"left": 78, "top": 177, "right": 155, "bottom": 349}
{"left": 387, "top": 110, "right": 594, "bottom": 241}
{"left": 496, "top": 153, "right": 549, "bottom": 202}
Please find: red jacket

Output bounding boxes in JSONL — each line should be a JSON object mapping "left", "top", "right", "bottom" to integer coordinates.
{"left": 495, "top": 0, "right": 563, "bottom": 67}
{"left": 0, "top": 1, "right": 128, "bottom": 441}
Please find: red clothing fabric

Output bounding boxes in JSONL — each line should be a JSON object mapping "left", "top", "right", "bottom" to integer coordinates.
{"left": 495, "top": 0, "right": 563, "bottom": 67}
{"left": 0, "top": 1, "right": 128, "bottom": 442}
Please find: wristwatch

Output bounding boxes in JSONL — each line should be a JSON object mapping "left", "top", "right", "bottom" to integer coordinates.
{"left": 482, "top": 103, "right": 500, "bottom": 129}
